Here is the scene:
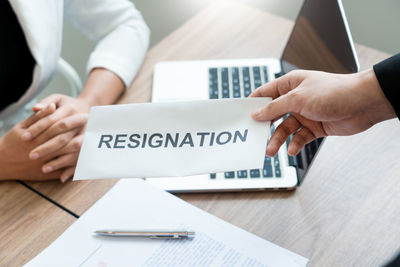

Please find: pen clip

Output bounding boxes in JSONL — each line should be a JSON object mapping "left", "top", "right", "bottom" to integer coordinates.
{"left": 150, "top": 235, "right": 181, "bottom": 239}
{"left": 94, "top": 230, "right": 195, "bottom": 239}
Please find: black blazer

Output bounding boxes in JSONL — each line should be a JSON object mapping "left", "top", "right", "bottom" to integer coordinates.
{"left": 373, "top": 53, "right": 400, "bottom": 118}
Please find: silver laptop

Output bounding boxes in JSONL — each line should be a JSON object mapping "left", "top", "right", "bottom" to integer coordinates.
{"left": 147, "top": 0, "right": 359, "bottom": 192}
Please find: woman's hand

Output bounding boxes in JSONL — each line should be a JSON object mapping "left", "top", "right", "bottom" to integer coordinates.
{"left": 20, "top": 94, "right": 90, "bottom": 182}
{"left": 0, "top": 104, "right": 63, "bottom": 181}
{"left": 250, "top": 69, "right": 396, "bottom": 157}
{"left": 20, "top": 68, "right": 125, "bottom": 182}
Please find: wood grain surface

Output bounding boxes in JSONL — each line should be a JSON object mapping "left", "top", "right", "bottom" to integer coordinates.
{"left": 21, "top": 1, "right": 400, "bottom": 266}
{"left": 0, "top": 182, "right": 76, "bottom": 266}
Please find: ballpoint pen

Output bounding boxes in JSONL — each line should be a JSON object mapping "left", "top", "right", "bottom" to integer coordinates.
{"left": 94, "top": 230, "right": 195, "bottom": 239}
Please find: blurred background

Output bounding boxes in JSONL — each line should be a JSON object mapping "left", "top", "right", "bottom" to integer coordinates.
{"left": 48, "top": 0, "right": 400, "bottom": 93}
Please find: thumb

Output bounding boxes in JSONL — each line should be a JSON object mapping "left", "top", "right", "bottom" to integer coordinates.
{"left": 251, "top": 94, "right": 294, "bottom": 122}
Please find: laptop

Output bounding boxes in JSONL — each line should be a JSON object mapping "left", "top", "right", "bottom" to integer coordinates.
{"left": 146, "top": 0, "right": 359, "bottom": 192}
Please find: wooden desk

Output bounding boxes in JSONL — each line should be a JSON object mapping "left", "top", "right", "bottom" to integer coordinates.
{"left": 22, "top": 1, "right": 400, "bottom": 266}
{"left": 0, "top": 182, "right": 76, "bottom": 266}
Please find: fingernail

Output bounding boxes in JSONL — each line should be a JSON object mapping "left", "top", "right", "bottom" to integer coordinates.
{"left": 266, "top": 148, "right": 273, "bottom": 157}
{"left": 48, "top": 103, "right": 56, "bottom": 110}
{"left": 30, "top": 152, "right": 39, "bottom": 160}
{"left": 60, "top": 175, "right": 69, "bottom": 183}
{"left": 288, "top": 148, "right": 297, "bottom": 156}
{"left": 34, "top": 103, "right": 44, "bottom": 109}
{"left": 22, "top": 132, "right": 31, "bottom": 141}
{"left": 251, "top": 108, "right": 262, "bottom": 118}
{"left": 43, "top": 166, "right": 53, "bottom": 173}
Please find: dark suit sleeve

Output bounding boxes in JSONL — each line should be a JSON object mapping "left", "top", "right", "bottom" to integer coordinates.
{"left": 373, "top": 53, "right": 400, "bottom": 119}
{"left": 384, "top": 250, "right": 400, "bottom": 267}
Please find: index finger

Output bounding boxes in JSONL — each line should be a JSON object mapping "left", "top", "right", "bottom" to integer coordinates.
{"left": 23, "top": 106, "right": 70, "bottom": 141}
{"left": 20, "top": 103, "right": 56, "bottom": 129}
{"left": 250, "top": 70, "right": 304, "bottom": 99}
{"left": 249, "top": 77, "right": 282, "bottom": 98}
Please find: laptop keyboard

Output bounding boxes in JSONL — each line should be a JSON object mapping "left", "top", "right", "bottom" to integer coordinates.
{"left": 208, "top": 66, "right": 283, "bottom": 180}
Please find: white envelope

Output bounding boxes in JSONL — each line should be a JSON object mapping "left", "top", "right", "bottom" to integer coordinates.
{"left": 73, "top": 98, "right": 271, "bottom": 180}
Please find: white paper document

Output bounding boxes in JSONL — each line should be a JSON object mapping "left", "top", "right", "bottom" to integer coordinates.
{"left": 25, "top": 179, "right": 308, "bottom": 267}
{"left": 74, "top": 98, "right": 271, "bottom": 180}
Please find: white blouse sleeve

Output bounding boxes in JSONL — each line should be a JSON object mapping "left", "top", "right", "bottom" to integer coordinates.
{"left": 64, "top": 0, "right": 150, "bottom": 87}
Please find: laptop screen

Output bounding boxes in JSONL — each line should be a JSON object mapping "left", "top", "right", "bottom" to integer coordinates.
{"left": 279, "top": 0, "right": 359, "bottom": 184}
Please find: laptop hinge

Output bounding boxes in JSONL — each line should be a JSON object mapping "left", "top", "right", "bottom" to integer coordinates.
{"left": 274, "top": 71, "right": 284, "bottom": 79}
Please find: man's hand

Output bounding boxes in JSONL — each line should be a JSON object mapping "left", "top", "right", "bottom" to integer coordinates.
{"left": 0, "top": 104, "right": 63, "bottom": 181}
{"left": 250, "top": 69, "right": 396, "bottom": 157}
{"left": 21, "top": 94, "right": 90, "bottom": 182}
